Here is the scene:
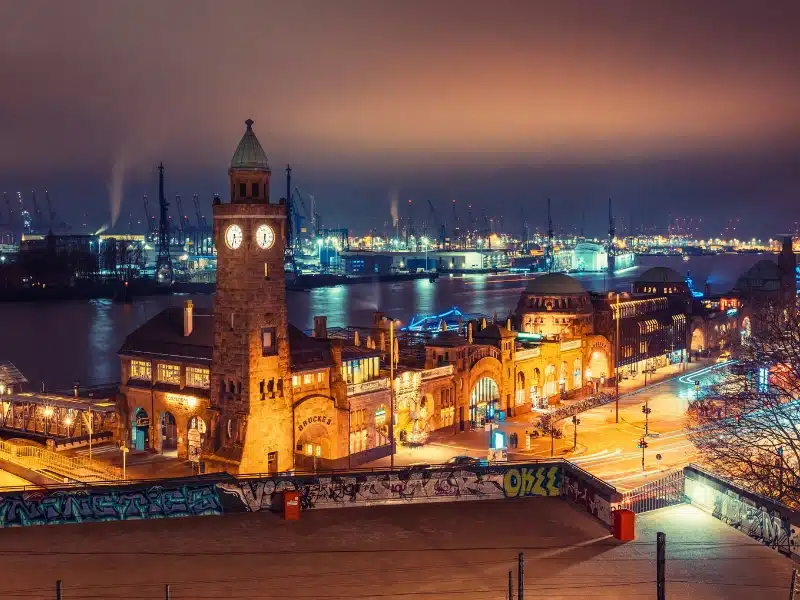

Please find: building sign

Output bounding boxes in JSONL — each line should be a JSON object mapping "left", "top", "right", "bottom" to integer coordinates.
{"left": 298, "top": 415, "right": 332, "bottom": 432}
{"left": 559, "top": 340, "right": 582, "bottom": 352}
{"left": 166, "top": 393, "right": 198, "bottom": 410}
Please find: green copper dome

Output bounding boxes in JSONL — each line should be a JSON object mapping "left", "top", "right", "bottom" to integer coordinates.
{"left": 230, "top": 119, "right": 270, "bottom": 171}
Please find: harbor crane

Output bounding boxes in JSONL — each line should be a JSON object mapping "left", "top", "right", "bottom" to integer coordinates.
{"left": 192, "top": 193, "right": 207, "bottom": 227}
{"left": 31, "top": 190, "right": 43, "bottom": 232}
{"left": 426, "top": 199, "right": 447, "bottom": 249}
{"left": 142, "top": 194, "right": 156, "bottom": 238}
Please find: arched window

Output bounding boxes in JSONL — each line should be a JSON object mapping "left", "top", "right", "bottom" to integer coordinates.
{"left": 573, "top": 357, "right": 582, "bottom": 389}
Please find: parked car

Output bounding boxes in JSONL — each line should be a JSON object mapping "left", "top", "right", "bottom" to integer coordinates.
{"left": 445, "top": 455, "right": 479, "bottom": 466}
{"left": 716, "top": 351, "right": 731, "bottom": 363}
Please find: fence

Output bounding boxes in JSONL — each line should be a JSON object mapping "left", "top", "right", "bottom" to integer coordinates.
{"left": 538, "top": 393, "right": 614, "bottom": 431}
{"left": 618, "top": 469, "right": 685, "bottom": 514}
{"left": 0, "top": 439, "right": 121, "bottom": 483}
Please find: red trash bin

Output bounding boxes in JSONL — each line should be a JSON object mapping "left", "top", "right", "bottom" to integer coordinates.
{"left": 283, "top": 490, "right": 301, "bottom": 520}
{"left": 613, "top": 509, "right": 635, "bottom": 541}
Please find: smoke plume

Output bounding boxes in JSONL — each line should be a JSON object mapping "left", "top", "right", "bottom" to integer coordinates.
{"left": 389, "top": 188, "right": 399, "bottom": 228}
{"left": 108, "top": 156, "right": 126, "bottom": 228}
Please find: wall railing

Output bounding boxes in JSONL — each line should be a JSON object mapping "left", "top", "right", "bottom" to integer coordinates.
{"left": 0, "top": 439, "right": 122, "bottom": 482}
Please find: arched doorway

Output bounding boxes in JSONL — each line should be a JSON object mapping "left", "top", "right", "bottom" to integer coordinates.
{"left": 187, "top": 416, "right": 207, "bottom": 463}
{"left": 587, "top": 351, "right": 609, "bottom": 382}
{"left": 573, "top": 357, "right": 582, "bottom": 389}
{"left": 691, "top": 327, "right": 705, "bottom": 353}
{"left": 530, "top": 367, "right": 542, "bottom": 408}
{"left": 160, "top": 411, "right": 178, "bottom": 457}
{"left": 131, "top": 407, "right": 150, "bottom": 451}
{"left": 559, "top": 361, "right": 568, "bottom": 395}
{"left": 299, "top": 422, "right": 331, "bottom": 471}
{"left": 515, "top": 372, "right": 526, "bottom": 408}
{"left": 470, "top": 377, "right": 499, "bottom": 427}
{"left": 544, "top": 365, "right": 557, "bottom": 398}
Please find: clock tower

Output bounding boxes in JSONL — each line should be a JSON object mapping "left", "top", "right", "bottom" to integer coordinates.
{"left": 209, "top": 119, "right": 292, "bottom": 474}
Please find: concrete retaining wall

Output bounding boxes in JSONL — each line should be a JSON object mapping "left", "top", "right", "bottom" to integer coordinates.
{"left": 0, "top": 461, "right": 618, "bottom": 528}
{"left": 684, "top": 465, "right": 800, "bottom": 558}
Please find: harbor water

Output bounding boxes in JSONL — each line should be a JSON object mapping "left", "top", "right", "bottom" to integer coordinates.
{"left": 0, "top": 254, "right": 771, "bottom": 390}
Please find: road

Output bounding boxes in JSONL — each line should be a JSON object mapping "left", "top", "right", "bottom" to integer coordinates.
{"left": 368, "top": 360, "right": 730, "bottom": 492}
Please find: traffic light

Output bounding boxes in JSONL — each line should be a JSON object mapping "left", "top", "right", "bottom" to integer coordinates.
{"left": 638, "top": 438, "right": 649, "bottom": 449}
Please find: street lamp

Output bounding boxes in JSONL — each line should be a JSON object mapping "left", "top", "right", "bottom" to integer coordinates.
{"left": 571, "top": 415, "right": 581, "bottom": 451}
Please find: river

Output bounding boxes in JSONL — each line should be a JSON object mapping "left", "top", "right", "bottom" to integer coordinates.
{"left": 0, "top": 253, "right": 770, "bottom": 390}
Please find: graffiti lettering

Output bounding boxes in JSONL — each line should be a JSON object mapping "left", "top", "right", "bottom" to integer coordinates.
{"left": 685, "top": 477, "right": 797, "bottom": 554}
{"left": 564, "top": 474, "right": 612, "bottom": 525}
{"left": 503, "top": 467, "right": 560, "bottom": 498}
{"left": 0, "top": 484, "right": 222, "bottom": 527}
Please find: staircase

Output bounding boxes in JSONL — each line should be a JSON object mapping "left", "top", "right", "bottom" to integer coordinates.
{"left": 618, "top": 469, "right": 685, "bottom": 514}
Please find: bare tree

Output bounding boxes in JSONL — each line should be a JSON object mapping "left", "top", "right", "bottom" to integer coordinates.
{"left": 688, "top": 301, "right": 800, "bottom": 508}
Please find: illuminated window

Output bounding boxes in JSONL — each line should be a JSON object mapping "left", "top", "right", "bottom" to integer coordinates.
{"left": 303, "top": 373, "right": 313, "bottom": 385}
{"left": 261, "top": 327, "right": 277, "bottom": 356}
{"left": 317, "top": 372, "right": 324, "bottom": 383}
{"left": 375, "top": 407, "right": 387, "bottom": 426}
{"left": 130, "top": 360, "right": 151, "bottom": 381}
{"left": 186, "top": 366, "right": 210, "bottom": 388}
{"left": 156, "top": 363, "right": 181, "bottom": 385}
{"left": 292, "top": 375, "right": 300, "bottom": 388}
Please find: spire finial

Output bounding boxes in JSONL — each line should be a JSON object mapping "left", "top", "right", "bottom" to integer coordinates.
{"left": 245, "top": 119, "right": 254, "bottom": 130}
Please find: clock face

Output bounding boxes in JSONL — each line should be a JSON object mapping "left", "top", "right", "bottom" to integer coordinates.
{"left": 225, "top": 224, "right": 243, "bottom": 250}
{"left": 256, "top": 224, "right": 275, "bottom": 249}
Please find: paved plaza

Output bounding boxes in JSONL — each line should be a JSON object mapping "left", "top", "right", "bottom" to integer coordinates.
{"left": 0, "top": 497, "right": 793, "bottom": 599}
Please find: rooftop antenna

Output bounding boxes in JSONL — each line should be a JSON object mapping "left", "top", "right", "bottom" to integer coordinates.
{"left": 155, "top": 162, "right": 173, "bottom": 283}
{"left": 607, "top": 198, "right": 616, "bottom": 273}
{"left": 546, "top": 198, "right": 554, "bottom": 273}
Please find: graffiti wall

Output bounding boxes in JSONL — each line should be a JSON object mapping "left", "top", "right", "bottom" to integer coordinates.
{"left": 563, "top": 471, "right": 618, "bottom": 525}
{"left": 684, "top": 466, "right": 800, "bottom": 557}
{"left": 0, "top": 484, "right": 222, "bottom": 527}
{"left": 0, "top": 463, "right": 571, "bottom": 528}
{"left": 218, "top": 464, "right": 561, "bottom": 512}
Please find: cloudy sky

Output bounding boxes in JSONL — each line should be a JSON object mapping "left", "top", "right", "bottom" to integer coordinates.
{"left": 0, "top": 0, "right": 798, "bottom": 237}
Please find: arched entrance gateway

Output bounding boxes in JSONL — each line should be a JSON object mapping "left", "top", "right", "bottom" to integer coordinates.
{"left": 131, "top": 407, "right": 150, "bottom": 451}
{"left": 187, "top": 416, "right": 207, "bottom": 463}
{"left": 691, "top": 326, "right": 706, "bottom": 353}
{"left": 161, "top": 411, "right": 178, "bottom": 457}
{"left": 587, "top": 350, "right": 609, "bottom": 383}
{"left": 470, "top": 377, "right": 499, "bottom": 427}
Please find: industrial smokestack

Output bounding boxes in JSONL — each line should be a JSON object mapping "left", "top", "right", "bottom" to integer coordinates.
{"left": 313, "top": 315, "right": 328, "bottom": 339}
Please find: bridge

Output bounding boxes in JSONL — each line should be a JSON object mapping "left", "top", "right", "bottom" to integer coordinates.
{"left": 0, "top": 392, "right": 118, "bottom": 449}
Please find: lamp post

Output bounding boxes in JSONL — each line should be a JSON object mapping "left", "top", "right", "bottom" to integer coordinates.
{"left": 571, "top": 415, "right": 580, "bottom": 451}
{"left": 120, "top": 444, "right": 129, "bottom": 480}
{"left": 614, "top": 293, "right": 621, "bottom": 423}
{"left": 389, "top": 319, "right": 395, "bottom": 470}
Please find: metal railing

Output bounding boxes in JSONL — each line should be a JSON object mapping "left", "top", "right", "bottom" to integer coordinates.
{"left": 0, "top": 439, "right": 122, "bottom": 483}
{"left": 618, "top": 469, "right": 685, "bottom": 514}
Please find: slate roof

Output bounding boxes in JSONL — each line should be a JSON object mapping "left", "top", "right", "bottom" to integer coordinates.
{"left": 230, "top": 119, "right": 270, "bottom": 171}
{"left": 119, "top": 308, "right": 334, "bottom": 371}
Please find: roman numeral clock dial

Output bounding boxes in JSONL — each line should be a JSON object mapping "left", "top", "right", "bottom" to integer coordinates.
{"left": 256, "top": 224, "right": 275, "bottom": 249}
{"left": 225, "top": 224, "right": 243, "bottom": 250}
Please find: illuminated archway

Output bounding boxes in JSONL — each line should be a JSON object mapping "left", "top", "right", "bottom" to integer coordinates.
{"left": 559, "top": 361, "right": 568, "bottom": 393}
{"left": 470, "top": 377, "right": 500, "bottom": 426}
{"left": 515, "top": 372, "right": 526, "bottom": 407}
{"left": 131, "top": 407, "right": 150, "bottom": 451}
{"left": 573, "top": 357, "right": 582, "bottom": 389}
{"left": 544, "top": 365, "right": 557, "bottom": 397}
{"left": 691, "top": 327, "right": 705, "bottom": 352}
{"left": 160, "top": 411, "right": 178, "bottom": 457}
{"left": 587, "top": 351, "right": 609, "bottom": 381}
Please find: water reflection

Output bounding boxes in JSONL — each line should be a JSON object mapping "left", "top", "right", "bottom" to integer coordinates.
{"left": 0, "top": 253, "right": 772, "bottom": 389}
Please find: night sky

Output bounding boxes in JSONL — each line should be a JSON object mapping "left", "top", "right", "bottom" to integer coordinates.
{"left": 0, "top": 0, "right": 798, "bottom": 237}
